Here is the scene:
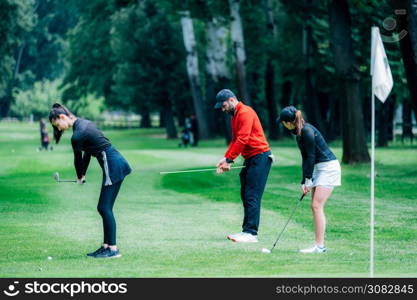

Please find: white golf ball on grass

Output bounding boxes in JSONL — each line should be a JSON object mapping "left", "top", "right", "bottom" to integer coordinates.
{"left": 261, "top": 248, "right": 271, "bottom": 254}
{"left": 47, "top": 256, "right": 53, "bottom": 260}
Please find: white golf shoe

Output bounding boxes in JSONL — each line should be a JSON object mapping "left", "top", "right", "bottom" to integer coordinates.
{"left": 299, "top": 245, "right": 327, "bottom": 253}
{"left": 227, "top": 232, "right": 258, "bottom": 243}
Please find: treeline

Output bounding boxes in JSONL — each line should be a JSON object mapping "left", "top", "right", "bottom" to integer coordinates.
{"left": 1, "top": 0, "right": 417, "bottom": 163}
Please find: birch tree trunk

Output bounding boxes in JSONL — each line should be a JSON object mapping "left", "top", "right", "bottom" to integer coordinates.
{"left": 229, "top": 0, "right": 251, "bottom": 105}
{"left": 180, "top": 11, "right": 210, "bottom": 139}
{"left": 205, "top": 17, "right": 232, "bottom": 142}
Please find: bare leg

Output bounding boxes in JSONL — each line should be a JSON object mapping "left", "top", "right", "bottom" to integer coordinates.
{"left": 311, "top": 186, "right": 333, "bottom": 246}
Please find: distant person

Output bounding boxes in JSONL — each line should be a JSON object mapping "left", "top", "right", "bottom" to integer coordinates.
{"left": 190, "top": 114, "right": 199, "bottom": 146}
{"left": 178, "top": 126, "right": 191, "bottom": 148}
{"left": 49, "top": 103, "right": 131, "bottom": 258}
{"left": 185, "top": 117, "right": 194, "bottom": 145}
{"left": 215, "top": 89, "right": 273, "bottom": 243}
{"left": 277, "top": 106, "right": 341, "bottom": 253}
{"left": 39, "top": 119, "right": 51, "bottom": 151}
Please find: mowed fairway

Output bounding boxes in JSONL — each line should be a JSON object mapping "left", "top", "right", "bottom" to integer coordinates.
{"left": 0, "top": 122, "right": 416, "bottom": 277}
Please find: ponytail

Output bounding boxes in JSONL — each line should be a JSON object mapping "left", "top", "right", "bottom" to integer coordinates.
{"left": 294, "top": 110, "right": 305, "bottom": 136}
{"left": 48, "top": 103, "right": 74, "bottom": 144}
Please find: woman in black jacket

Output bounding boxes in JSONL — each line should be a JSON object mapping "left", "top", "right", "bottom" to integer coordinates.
{"left": 49, "top": 103, "right": 131, "bottom": 258}
{"left": 277, "top": 106, "right": 341, "bottom": 253}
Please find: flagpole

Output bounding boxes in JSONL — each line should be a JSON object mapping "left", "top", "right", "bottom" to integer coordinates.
{"left": 369, "top": 25, "right": 393, "bottom": 278}
{"left": 370, "top": 78, "right": 375, "bottom": 278}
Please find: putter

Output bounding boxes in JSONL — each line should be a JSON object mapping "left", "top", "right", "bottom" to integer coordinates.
{"left": 53, "top": 172, "right": 76, "bottom": 183}
{"left": 159, "top": 166, "right": 245, "bottom": 175}
{"left": 262, "top": 193, "right": 306, "bottom": 254}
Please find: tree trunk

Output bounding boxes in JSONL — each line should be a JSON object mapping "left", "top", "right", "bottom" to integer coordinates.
{"left": 303, "top": 24, "right": 327, "bottom": 136}
{"left": 162, "top": 102, "right": 177, "bottom": 139}
{"left": 387, "top": 96, "right": 396, "bottom": 141}
{"left": 159, "top": 110, "right": 165, "bottom": 128}
{"left": 402, "top": 100, "right": 414, "bottom": 143}
{"left": 265, "top": 60, "right": 279, "bottom": 139}
{"left": 229, "top": 0, "right": 251, "bottom": 105}
{"left": 280, "top": 80, "right": 293, "bottom": 138}
{"left": 328, "top": 0, "right": 370, "bottom": 163}
{"left": 327, "top": 94, "right": 340, "bottom": 141}
{"left": 393, "top": 0, "right": 417, "bottom": 118}
{"left": 205, "top": 18, "right": 232, "bottom": 141}
{"left": 264, "top": 0, "right": 279, "bottom": 140}
{"left": 180, "top": 11, "right": 210, "bottom": 139}
{"left": 0, "top": 44, "right": 26, "bottom": 117}
{"left": 409, "top": 0, "right": 417, "bottom": 64}
{"left": 377, "top": 98, "right": 389, "bottom": 147}
{"left": 140, "top": 107, "right": 151, "bottom": 128}
{"left": 0, "top": 94, "right": 12, "bottom": 118}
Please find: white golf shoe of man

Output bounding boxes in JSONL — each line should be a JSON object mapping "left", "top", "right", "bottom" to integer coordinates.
{"left": 227, "top": 232, "right": 258, "bottom": 243}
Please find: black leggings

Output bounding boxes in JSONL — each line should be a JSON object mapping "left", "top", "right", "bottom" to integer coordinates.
{"left": 97, "top": 180, "right": 122, "bottom": 245}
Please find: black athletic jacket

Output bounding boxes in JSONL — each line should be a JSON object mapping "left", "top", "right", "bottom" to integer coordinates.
{"left": 295, "top": 123, "right": 336, "bottom": 184}
{"left": 71, "top": 118, "right": 111, "bottom": 179}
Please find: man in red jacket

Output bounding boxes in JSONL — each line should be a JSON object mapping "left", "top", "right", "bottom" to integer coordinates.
{"left": 214, "top": 89, "right": 273, "bottom": 243}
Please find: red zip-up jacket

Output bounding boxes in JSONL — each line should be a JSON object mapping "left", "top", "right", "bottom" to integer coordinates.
{"left": 225, "top": 102, "right": 270, "bottom": 160}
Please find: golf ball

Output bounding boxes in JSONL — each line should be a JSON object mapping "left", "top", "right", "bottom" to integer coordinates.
{"left": 47, "top": 256, "right": 53, "bottom": 260}
{"left": 261, "top": 248, "right": 271, "bottom": 254}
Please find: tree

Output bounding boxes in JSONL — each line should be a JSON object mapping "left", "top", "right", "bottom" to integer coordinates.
{"left": 18, "top": 0, "right": 79, "bottom": 85}
{"left": 180, "top": 10, "right": 211, "bottom": 139}
{"left": 263, "top": 0, "right": 279, "bottom": 140}
{"left": 205, "top": 17, "right": 233, "bottom": 141}
{"left": 392, "top": 0, "right": 417, "bottom": 118}
{"left": 61, "top": 0, "right": 119, "bottom": 103}
{"left": 301, "top": 1, "right": 327, "bottom": 136}
{"left": 0, "top": 0, "right": 35, "bottom": 117}
{"left": 229, "top": 0, "right": 251, "bottom": 105}
{"left": 111, "top": 1, "right": 188, "bottom": 137}
{"left": 328, "top": 0, "right": 370, "bottom": 163}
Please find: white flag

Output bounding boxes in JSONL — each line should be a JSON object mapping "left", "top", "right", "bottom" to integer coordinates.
{"left": 370, "top": 27, "right": 393, "bottom": 103}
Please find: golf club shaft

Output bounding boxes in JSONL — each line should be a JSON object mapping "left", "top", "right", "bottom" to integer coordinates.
{"left": 271, "top": 194, "right": 306, "bottom": 251}
{"left": 54, "top": 172, "right": 78, "bottom": 183}
{"left": 159, "top": 166, "right": 245, "bottom": 175}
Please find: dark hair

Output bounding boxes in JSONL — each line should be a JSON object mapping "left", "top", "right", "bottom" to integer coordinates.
{"left": 48, "top": 103, "right": 73, "bottom": 144}
{"left": 294, "top": 110, "right": 305, "bottom": 136}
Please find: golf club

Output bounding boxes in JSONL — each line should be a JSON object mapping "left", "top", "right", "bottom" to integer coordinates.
{"left": 262, "top": 193, "right": 306, "bottom": 254}
{"left": 53, "top": 172, "right": 77, "bottom": 183}
{"left": 159, "top": 166, "right": 245, "bottom": 175}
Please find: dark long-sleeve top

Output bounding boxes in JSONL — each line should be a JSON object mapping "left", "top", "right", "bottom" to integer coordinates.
{"left": 71, "top": 118, "right": 111, "bottom": 179}
{"left": 296, "top": 123, "right": 336, "bottom": 184}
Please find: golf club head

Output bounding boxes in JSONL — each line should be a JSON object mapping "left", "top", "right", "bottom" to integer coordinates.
{"left": 53, "top": 172, "right": 77, "bottom": 183}
{"left": 53, "top": 172, "right": 60, "bottom": 182}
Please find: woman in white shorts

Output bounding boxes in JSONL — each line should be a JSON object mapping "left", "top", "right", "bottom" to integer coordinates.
{"left": 277, "top": 106, "right": 341, "bottom": 253}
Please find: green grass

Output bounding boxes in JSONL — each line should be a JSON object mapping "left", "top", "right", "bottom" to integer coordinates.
{"left": 0, "top": 122, "right": 416, "bottom": 277}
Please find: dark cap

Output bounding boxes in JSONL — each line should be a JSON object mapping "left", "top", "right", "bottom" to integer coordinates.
{"left": 214, "top": 89, "right": 236, "bottom": 109}
{"left": 277, "top": 106, "right": 297, "bottom": 124}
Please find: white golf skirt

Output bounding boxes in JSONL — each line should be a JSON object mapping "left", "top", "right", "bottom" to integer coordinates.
{"left": 312, "top": 160, "right": 341, "bottom": 189}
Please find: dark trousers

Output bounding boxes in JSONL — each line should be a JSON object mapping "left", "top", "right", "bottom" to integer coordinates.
{"left": 97, "top": 180, "right": 122, "bottom": 245}
{"left": 240, "top": 151, "right": 272, "bottom": 235}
